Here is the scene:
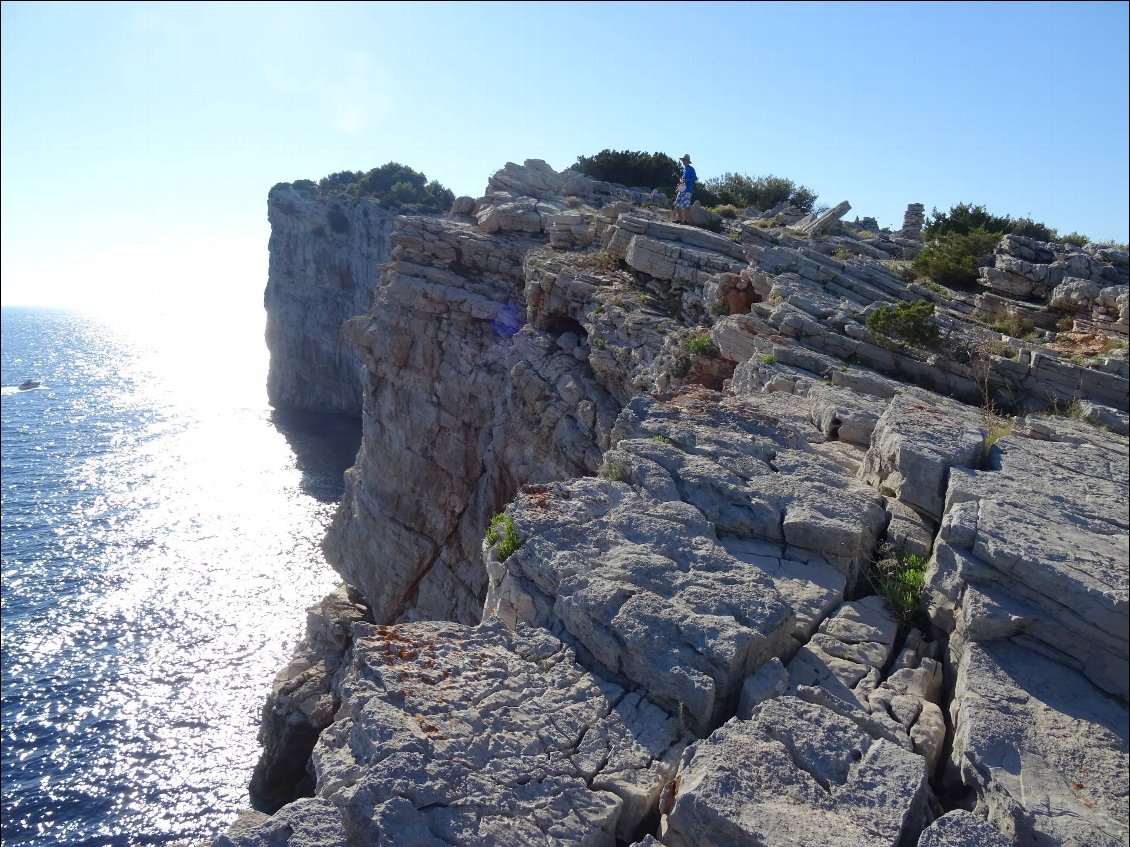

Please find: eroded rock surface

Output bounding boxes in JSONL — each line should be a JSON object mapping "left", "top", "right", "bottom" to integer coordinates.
{"left": 312, "top": 619, "right": 684, "bottom": 845}
{"left": 238, "top": 158, "right": 1130, "bottom": 847}
{"left": 660, "top": 697, "right": 932, "bottom": 847}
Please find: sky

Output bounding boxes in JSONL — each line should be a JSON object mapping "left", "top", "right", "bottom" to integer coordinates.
{"left": 2, "top": 0, "right": 1128, "bottom": 312}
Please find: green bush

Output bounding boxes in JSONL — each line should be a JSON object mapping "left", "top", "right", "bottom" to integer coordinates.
{"left": 700, "top": 172, "right": 817, "bottom": 213}
{"left": 315, "top": 162, "right": 454, "bottom": 212}
{"left": 975, "top": 310, "right": 1040, "bottom": 341}
{"left": 686, "top": 333, "right": 719, "bottom": 357}
{"left": 1010, "top": 216, "right": 1057, "bottom": 241}
{"left": 601, "top": 461, "right": 627, "bottom": 482}
{"left": 989, "top": 340, "right": 1018, "bottom": 358}
{"left": 923, "top": 203, "right": 1013, "bottom": 239}
{"left": 866, "top": 301, "right": 942, "bottom": 348}
{"left": 711, "top": 204, "right": 743, "bottom": 219}
{"left": 923, "top": 202, "right": 1094, "bottom": 248}
{"left": 485, "top": 514, "right": 521, "bottom": 562}
{"left": 912, "top": 228, "right": 1000, "bottom": 286}
{"left": 572, "top": 149, "right": 682, "bottom": 196}
{"left": 867, "top": 552, "right": 928, "bottom": 623}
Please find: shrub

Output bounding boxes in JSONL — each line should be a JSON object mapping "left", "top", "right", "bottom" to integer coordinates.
{"left": 761, "top": 353, "right": 777, "bottom": 365}
{"left": 981, "top": 311, "right": 1040, "bottom": 341}
{"left": 686, "top": 333, "right": 719, "bottom": 357}
{"left": 984, "top": 417, "right": 1014, "bottom": 452}
{"left": 601, "top": 461, "right": 627, "bottom": 482}
{"left": 316, "top": 162, "right": 454, "bottom": 212}
{"left": 866, "top": 301, "right": 941, "bottom": 348}
{"left": 711, "top": 204, "right": 743, "bottom": 219}
{"left": 652, "top": 434, "right": 672, "bottom": 444}
{"left": 867, "top": 548, "right": 928, "bottom": 623}
{"left": 572, "top": 149, "right": 682, "bottom": 196}
{"left": 1043, "top": 397, "right": 1087, "bottom": 420}
{"left": 485, "top": 513, "right": 521, "bottom": 562}
{"left": 922, "top": 203, "right": 1014, "bottom": 239}
{"left": 1010, "top": 216, "right": 1057, "bottom": 241}
{"left": 912, "top": 228, "right": 1000, "bottom": 286}
{"left": 923, "top": 202, "right": 1095, "bottom": 248}
{"left": 700, "top": 172, "right": 817, "bottom": 213}
{"left": 989, "top": 340, "right": 1018, "bottom": 359}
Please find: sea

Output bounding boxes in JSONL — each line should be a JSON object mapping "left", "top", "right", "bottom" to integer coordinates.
{"left": 1, "top": 304, "right": 362, "bottom": 846}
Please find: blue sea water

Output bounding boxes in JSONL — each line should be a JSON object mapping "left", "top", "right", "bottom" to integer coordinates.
{"left": 1, "top": 305, "right": 361, "bottom": 846}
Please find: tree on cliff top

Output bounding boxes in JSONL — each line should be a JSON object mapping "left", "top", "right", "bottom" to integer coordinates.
{"left": 700, "top": 172, "right": 817, "bottom": 213}
{"left": 571, "top": 150, "right": 817, "bottom": 211}
{"left": 572, "top": 150, "right": 683, "bottom": 196}
{"left": 300, "top": 162, "right": 454, "bottom": 213}
{"left": 914, "top": 202, "right": 1092, "bottom": 287}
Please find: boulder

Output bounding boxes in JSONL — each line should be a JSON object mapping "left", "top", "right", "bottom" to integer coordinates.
{"left": 661, "top": 697, "right": 932, "bottom": 847}
{"left": 309, "top": 619, "right": 688, "bottom": 845}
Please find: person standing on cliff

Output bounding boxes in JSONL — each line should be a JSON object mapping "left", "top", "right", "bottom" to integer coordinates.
{"left": 674, "top": 154, "right": 697, "bottom": 223}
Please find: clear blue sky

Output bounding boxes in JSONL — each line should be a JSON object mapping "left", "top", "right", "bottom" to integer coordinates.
{"left": 2, "top": 1, "right": 1128, "bottom": 310}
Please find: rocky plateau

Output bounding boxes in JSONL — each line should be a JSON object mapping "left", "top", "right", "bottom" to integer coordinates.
{"left": 225, "top": 159, "right": 1128, "bottom": 846}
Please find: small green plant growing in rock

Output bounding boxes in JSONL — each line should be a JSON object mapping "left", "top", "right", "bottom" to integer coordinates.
{"left": 708, "top": 303, "right": 730, "bottom": 318}
{"left": 833, "top": 248, "right": 855, "bottom": 260}
{"left": 711, "top": 204, "right": 743, "bottom": 219}
{"left": 601, "top": 461, "right": 627, "bottom": 482}
{"left": 652, "top": 434, "right": 672, "bottom": 444}
{"left": 865, "top": 301, "right": 941, "bottom": 349}
{"left": 485, "top": 513, "right": 521, "bottom": 562}
{"left": 761, "top": 353, "right": 777, "bottom": 365}
{"left": 924, "top": 281, "right": 951, "bottom": 299}
{"left": 983, "top": 417, "right": 1014, "bottom": 456}
{"left": 866, "top": 546, "right": 928, "bottom": 623}
{"left": 686, "top": 333, "right": 719, "bottom": 357}
{"left": 1042, "top": 397, "right": 1087, "bottom": 421}
{"left": 989, "top": 340, "right": 1018, "bottom": 359}
{"left": 592, "top": 337, "right": 606, "bottom": 348}
{"left": 983, "top": 311, "right": 1040, "bottom": 341}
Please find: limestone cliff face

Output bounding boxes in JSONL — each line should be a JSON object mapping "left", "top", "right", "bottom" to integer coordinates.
{"left": 321, "top": 162, "right": 670, "bottom": 625}
{"left": 264, "top": 183, "right": 396, "bottom": 416}
{"left": 234, "top": 160, "right": 1129, "bottom": 847}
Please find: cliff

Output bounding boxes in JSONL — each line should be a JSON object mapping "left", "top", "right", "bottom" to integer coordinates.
{"left": 231, "top": 159, "right": 1129, "bottom": 846}
{"left": 264, "top": 183, "right": 396, "bottom": 416}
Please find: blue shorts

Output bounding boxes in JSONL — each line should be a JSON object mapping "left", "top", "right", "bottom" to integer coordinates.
{"left": 675, "top": 184, "right": 693, "bottom": 209}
